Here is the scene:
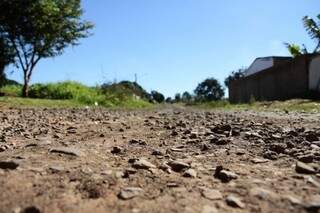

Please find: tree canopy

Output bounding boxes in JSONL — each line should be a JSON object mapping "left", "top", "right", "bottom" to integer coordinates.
{"left": 151, "top": 90, "right": 165, "bottom": 103}
{"left": 285, "top": 14, "right": 320, "bottom": 57}
{"left": 224, "top": 68, "right": 246, "bottom": 88}
{"left": 194, "top": 78, "right": 224, "bottom": 102}
{"left": 174, "top": 93, "right": 181, "bottom": 102}
{"left": 181, "top": 91, "right": 192, "bottom": 103}
{"left": 0, "top": 37, "right": 15, "bottom": 68}
{"left": 0, "top": 37, "right": 15, "bottom": 87}
{"left": 303, "top": 15, "right": 320, "bottom": 52}
{"left": 165, "top": 97, "right": 173, "bottom": 103}
{"left": 0, "top": 0, "right": 93, "bottom": 96}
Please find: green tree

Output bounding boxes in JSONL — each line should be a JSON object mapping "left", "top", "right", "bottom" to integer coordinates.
{"left": 181, "top": 91, "right": 192, "bottom": 103}
{"left": 0, "top": 36, "right": 15, "bottom": 87}
{"left": 165, "top": 97, "right": 173, "bottom": 103}
{"left": 174, "top": 93, "right": 181, "bottom": 102}
{"left": 194, "top": 78, "right": 224, "bottom": 102}
{"left": 151, "top": 90, "right": 165, "bottom": 103}
{"left": 0, "top": 0, "right": 93, "bottom": 97}
{"left": 224, "top": 68, "right": 246, "bottom": 88}
{"left": 284, "top": 43, "right": 308, "bottom": 57}
{"left": 285, "top": 14, "right": 320, "bottom": 57}
{"left": 303, "top": 15, "right": 320, "bottom": 52}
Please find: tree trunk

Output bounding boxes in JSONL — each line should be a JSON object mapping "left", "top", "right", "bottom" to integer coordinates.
{"left": 0, "top": 64, "right": 4, "bottom": 85}
{"left": 22, "top": 75, "right": 29, "bottom": 98}
{"left": 0, "top": 59, "right": 6, "bottom": 87}
{"left": 22, "top": 83, "right": 29, "bottom": 98}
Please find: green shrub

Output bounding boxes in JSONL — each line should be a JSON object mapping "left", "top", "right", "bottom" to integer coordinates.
{"left": 0, "top": 84, "right": 22, "bottom": 96}
{"left": 101, "top": 81, "right": 152, "bottom": 101}
{"left": 1, "top": 80, "right": 152, "bottom": 108}
{"left": 151, "top": 90, "right": 165, "bottom": 103}
{"left": 28, "top": 81, "right": 105, "bottom": 105}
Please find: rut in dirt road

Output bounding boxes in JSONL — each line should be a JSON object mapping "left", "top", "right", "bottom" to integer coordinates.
{"left": 0, "top": 108, "right": 320, "bottom": 213}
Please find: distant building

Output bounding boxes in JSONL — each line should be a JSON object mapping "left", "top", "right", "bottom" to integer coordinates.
{"left": 228, "top": 54, "right": 320, "bottom": 103}
{"left": 244, "top": 56, "right": 292, "bottom": 76}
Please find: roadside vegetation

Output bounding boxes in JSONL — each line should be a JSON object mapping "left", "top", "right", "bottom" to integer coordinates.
{"left": 191, "top": 99, "right": 320, "bottom": 113}
{"left": 1, "top": 74, "right": 320, "bottom": 112}
{"left": 0, "top": 81, "right": 152, "bottom": 108}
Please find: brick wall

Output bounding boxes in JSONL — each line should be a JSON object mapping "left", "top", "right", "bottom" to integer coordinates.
{"left": 229, "top": 55, "right": 312, "bottom": 103}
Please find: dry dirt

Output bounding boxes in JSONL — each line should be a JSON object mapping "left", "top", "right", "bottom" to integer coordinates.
{"left": 0, "top": 107, "right": 320, "bottom": 213}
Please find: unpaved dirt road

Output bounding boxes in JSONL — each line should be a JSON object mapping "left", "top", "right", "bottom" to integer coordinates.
{"left": 0, "top": 107, "right": 320, "bottom": 213}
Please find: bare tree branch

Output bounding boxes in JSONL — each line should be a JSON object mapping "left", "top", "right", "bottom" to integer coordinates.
{"left": 17, "top": 36, "right": 30, "bottom": 69}
{"left": 27, "top": 55, "right": 41, "bottom": 81}
{"left": 9, "top": 36, "right": 26, "bottom": 72}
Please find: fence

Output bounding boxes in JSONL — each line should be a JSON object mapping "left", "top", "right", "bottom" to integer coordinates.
{"left": 229, "top": 55, "right": 315, "bottom": 103}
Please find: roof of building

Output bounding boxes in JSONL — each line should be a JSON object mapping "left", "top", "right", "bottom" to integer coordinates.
{"left": 251, "top": 56, "right": 292, "bottom": 62}
{"left": 258, "top": 56, "right": 292, "bottom": 59}
{"left": 244, "top": 56, "right": 293, "bottom": 76}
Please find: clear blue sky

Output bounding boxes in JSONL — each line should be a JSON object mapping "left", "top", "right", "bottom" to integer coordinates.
{"left": 7, "top": 0, "right": 320, "bottom": 97}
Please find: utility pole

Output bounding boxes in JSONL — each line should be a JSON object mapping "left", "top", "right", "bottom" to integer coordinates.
{"left": 134, "top": 73, "right": 137, "bottom": 83}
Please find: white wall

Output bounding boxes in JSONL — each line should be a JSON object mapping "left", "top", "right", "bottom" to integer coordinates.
{"left": 309, "top": 55, "right": 320, "bottom": 91}
{"left": 245, "top": 58, "right": 274, "bottom": 76}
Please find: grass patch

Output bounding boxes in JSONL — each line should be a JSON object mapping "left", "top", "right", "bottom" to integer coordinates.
{"left": 0, "top": 96, "right": 153, "bottom": 109}
{"left": 189, "top": 100, "right": 250, "bottom": 110}
{"left": 0, "top": 96, "right": 84, "bottom": 108}
{"left": 191, "top": 99, "right": 320, "bottom": 113}
{"left": 254, "top": 99, "right": 320, "bottom": 112}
